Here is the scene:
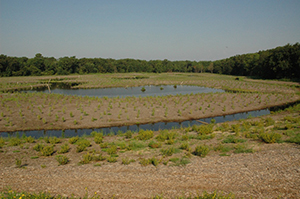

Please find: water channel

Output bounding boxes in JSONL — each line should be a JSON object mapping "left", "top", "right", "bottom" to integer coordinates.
{"left": 2, "top": 85, "right": 272, "bottom": 138}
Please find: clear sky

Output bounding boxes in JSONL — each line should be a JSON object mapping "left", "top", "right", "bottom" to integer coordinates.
{"left": 0, "top": 0, "right": 299, "bottom": 61}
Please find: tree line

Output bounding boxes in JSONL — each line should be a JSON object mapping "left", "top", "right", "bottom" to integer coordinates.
{"left": 0, "top": 43, "right": 299, "bottom": 80}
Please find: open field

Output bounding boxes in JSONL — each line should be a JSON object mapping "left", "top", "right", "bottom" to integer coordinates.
{"left": 1, "top": 73, "right": 300, "bottom": 198}
{"left": 0, "top": 104, "right": 300, "bottom": 198}
{"left": 0, "top": 73, "right": 299, "bottom": 132}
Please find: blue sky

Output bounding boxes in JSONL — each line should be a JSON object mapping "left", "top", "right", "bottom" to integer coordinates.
{"left": 1, "top": 0, "right": 299, "bottom": 61}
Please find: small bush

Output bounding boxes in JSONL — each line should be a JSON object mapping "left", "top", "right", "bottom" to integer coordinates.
{"left": 107, "top": 156, "right": 117, "bottom": 163}
{"left": 139, "top": 158, "right": 150, "bottom": 166}
{"left": 234, "top": 144, "right": 254, "bottom": 153}
{"left": 264, "top": 117, "right": 275, "bottom": 126}
{"left": 127, "top": 141, "right": 146, "bottom": 151}
{"left": 41, "top": 145, "right": 54, "bottom": 156}
{"left": 55, "top": 155, "right": 69, "bottom": 165}
{"left": 9, "top": 137, "right": 22, "bottom": 146}
{"left": 286, "top": 133, "right": 300, "bottom": 144}
{"left": 107, "top": 145, "right": 117, "bottom": 155}
{"left": 169, "top": 157, "right": 190, "bottom": 166}
{"left": 161, "top": 147, "right": 175, "bottom": 156}
{"left": 149, "top": 157, "right": 159, "bottom": 166}
{"left": 76, "top": 139, "right": 91, "bottom": 148}
{"left": 24, "top": 136, "right": 35, "bottom": 143}
{"left": 15, "top": 158, "right": 22, "bottom": 168}
{"left": 76, "top": 144, "right": 87, "bottom": 153}
{"left": 0, "top": 137, "right": 5, "bottom": 148}
{"left": 94, "top": 136, "right": 103, "bottom": 144}
{"left": 214, "top": 144, "right": 232, "bottom": 153}
{"left": 33, "top": 143, "right": 44, "bottom": 152}
{"left": 259, "top": 132, "right": 282, "bottom": 143}
{"left": 122, "top": 158, "right": 135, "bottom": 165}
{"left": 222, "top": 136, "right": 246, "bottom": 144}
{"left": 137, "top": 130, "right": 153, "bottom": 140}
{"left": 192, "top": 124, "right": 214, "bottom": 135}
{"left": 58, "top": 143, "right": 70, "bottom": 154}
{"left": 179, "top": 142, "right": 190, "bottom": 151}
{"left": 93, "top": 153, "right": 106, "bottom": 161}
{"left": 80, "top": 152, "right": 93, "bottom": 164}
{"left": 193, "top": 145, "right": 210, "bottom": 157}
{"left": 231, "top": 124, "right": 240, "bottom": 134}
{"left": 49, "top": 137, "right": 61, "bottom": 145}
{"left": 69, "top": 136, "right": 79, "bottom": 144}
{"left": 100, "top": 142, "right": 108, "bottom": 148}
{"left": 181, "top": 134, "right": 189, "bottom": 141}
{"left": 125, "top": 130, "right": 133, "bottom": 139}
{"left": 148, "top": 140, "right": 162, "bottom": 148}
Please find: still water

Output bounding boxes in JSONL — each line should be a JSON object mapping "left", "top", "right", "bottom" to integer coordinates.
{"left": 23, "top": 85, "right": 224, "bottom": 98}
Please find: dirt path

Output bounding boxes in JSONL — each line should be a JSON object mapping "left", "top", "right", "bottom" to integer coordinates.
{"left": 1, "top": 143, "right": 299, "bottom": 198}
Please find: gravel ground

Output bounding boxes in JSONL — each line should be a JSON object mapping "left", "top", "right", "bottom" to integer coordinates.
{"left": 1, "top": 143, "right": 299, "bottom": 199}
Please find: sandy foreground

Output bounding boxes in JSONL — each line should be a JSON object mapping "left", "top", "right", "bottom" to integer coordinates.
{"left": 1, "top": 143, "right": 300, "bottom": 199}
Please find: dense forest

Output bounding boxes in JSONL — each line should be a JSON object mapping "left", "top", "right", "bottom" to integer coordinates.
{"left": 0, "top": 43, "right": 299, "bottom": 80}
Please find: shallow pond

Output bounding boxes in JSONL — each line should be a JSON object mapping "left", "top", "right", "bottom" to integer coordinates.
{"left": 22, "top": 85, "right": 224, "bottom": 98}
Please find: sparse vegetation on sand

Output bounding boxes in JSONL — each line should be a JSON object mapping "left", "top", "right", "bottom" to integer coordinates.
{"left": 0, "top": 73, "right": 300, "bottom": 198}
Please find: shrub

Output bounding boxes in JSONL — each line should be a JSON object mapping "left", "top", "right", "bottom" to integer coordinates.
{"left": 69, "top": 136, "right": 79, "bottom": 144}
{"left": 169, "top": 157, "right": 190, "bottom": 166}
{"left": 231, "top": 124, "right": 240, "bottom": 134}
{"left": 193, "top": 145, "right": 209, "bottom": 157}
{"left": 41, "top": 145, "right": 54, "bottom": 156}
{"left": 259, "top": 132, "right": 282, "bottom": 143}
{"left": 49, "top": 137, "right": 61, "bottom": 145}
{"left": 264, "top": 117, "right": 275, "bottom": 126}
{"left": 80, "top": 152, "right": 93, "bottom": 164}
{"left": 58, "top": 143, "right": 70, "bottom": 154}
{"left": 222, "top": 136, "right": 246, "bottom": 144}
{"left": 76, "top": 144, "right": 86, "bottom": 153}
{"left": 125, "top": 130, "right": 133, "bottom": 139}
{"left": 94, "top": 136, "right": 103, "bottom": 144}
{"left": 9, "top": 137, "right": 22, "bottom": 146}
{"left": 234, "top": 144, "right": 254, "bottom": 153}
{"left": 93, "top": 153, "right": 106, "bottom": 161}
{"left": 127, "top": 141, "right": 146, "bottom": 151}
{"left": 107, "top": 156, "right": 117, "bottom": 163}
{"left": 91, "top": 131, "right": 103, "bottom": 138}
{"left": 181, "top": 134, "right": 189, "bottom": 141}
{"left": 220, "top": 123, "right": 230, "bottom": 132}
{"left": 214, "top": 144, "right": 232, "bottom": 153}
{"left": 139, "top": 158, "right": 150, "bottom": 166}
{"left": 179, "top": 142, "right": 190, "bottom": 151}
{"left": 0, "top": 137, "right": 5, "bottom": 148}
{"left": 148, "top": 140, "right": 162, "bottom": 148}
{"left": 55, "top": 155, "right": 69, "bottom": 165}
{"left": 25, "top": 136, "right": 35, "bottom": 143}
{"left": 33, "top": 143, "right": 44, "bottom": 152}
{"left": 122, "top": 158, "right": 135, "bottom": 165}
{"left": 76, "top": 139, "right": 91, "bottom": 148}
{"left": 286, "top": 133, "right": 300, "bottom": 144}
{"left": 161, "top": 147, "right": 175, "bottom": 156}
{"left": 15, "top": 158, "right": 22, "bottom": 168}
{"left": 149, "top": 157, "right": 159, "bottom": 166}
{"left": 192, "top": 124, "right": 214, "bottom": 135}
{"left": 137, "top": 130, "right": 153, "bottom": 140}
{"left": 107, "top": 145, "right": 117, "bottom": 155}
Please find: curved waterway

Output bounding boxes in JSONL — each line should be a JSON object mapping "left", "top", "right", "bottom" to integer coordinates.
{"left": 4, "top": 85, "right": 272, "bottom": 138}
{"left": 22, "top": 85, "right": 224, "bottom": 98}
{"left": 1, "top": 109, "right": 270, "bottom": 138}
